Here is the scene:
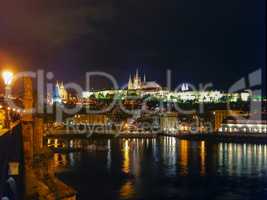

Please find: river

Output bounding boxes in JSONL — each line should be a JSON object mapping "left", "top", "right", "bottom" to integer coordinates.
{"left": 51, "top": 137, "right": 267, "bottom": 200}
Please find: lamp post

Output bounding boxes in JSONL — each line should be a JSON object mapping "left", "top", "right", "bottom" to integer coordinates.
{"left": 2, "top": 71, "right": 14, "bottom": 98}
{"left": 2, "top": 70, "right": 14, "bottom": 129}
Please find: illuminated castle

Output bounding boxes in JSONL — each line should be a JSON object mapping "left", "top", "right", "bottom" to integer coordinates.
{"left": 128, "top": 69, "right": 161, "bottom": 91}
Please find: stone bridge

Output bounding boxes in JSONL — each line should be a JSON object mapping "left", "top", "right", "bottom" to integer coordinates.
{"left": 1, "top": 76, "right": 76, "bottom": 200}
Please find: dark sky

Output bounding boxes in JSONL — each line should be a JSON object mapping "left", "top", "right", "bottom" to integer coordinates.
{"left": 0, "top": 0, "right": 265, "bottom": 91}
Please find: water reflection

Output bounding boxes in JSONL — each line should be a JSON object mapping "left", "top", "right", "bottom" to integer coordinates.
{"left": 122, "top": 140, "right": 130, "bottom": 174}
{"left": 179, "top": 140, "right": 189, "bottom": 176}
{"left": 200, "top": 141, "right": 206, "bottom": 176}
{"left": 69, "top": 152, "right": 75, "bottom": 167}
{"left": 52, "top": 152, "right": 81, "bottom": 171}
{"left": 159, "top": 137, "right": 176, "bottom": 176}
{"left": 121, "top": 139, "right": 143, "bottom": 176}
{"left": 50, "top": 137, "right": 267, "bottom": 200}
{"left": 107, "top": 139, "right": 111, "bottom": 171}
{"left": 53, "top": 153, "right": 67, "bottom": 170}
{"left": 50, "top": 137, "right": 267, "bottom": 178}
{"left": 218, "top": 143, "right": 267, "bottom": 176}
{"left": 120, "top": 139, "right": 142, "bottom": 199}
{"left": 119, "top": 181, "right": 135, "bottom": 199}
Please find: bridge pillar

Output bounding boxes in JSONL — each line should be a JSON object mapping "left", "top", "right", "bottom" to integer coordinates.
{"left": 33, "top": 118, "right": 44, "bottom": 155}
{"left": 22, "top": 76, "right": 34, "bottom": 166}
{"left": 21, "top": 76, "right": 76, "bottom": 200}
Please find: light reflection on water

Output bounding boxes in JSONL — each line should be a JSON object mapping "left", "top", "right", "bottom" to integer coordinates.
{"left": 53, "top": 153, "right": 67, "bottom": 168}
{"left": 200, "top": 141, "right": 206, "bottom": 176}
{"left": 119, "top": 180, "right": 135, "bottom": 199}
{"left": 122, "top": 140, "right": 130, "bottom": 174}
{"left": 218, "top": 143, "right": 267, "bottom": 176}
{"left": 51, "top": 137, "right": 267, "bottom": 200}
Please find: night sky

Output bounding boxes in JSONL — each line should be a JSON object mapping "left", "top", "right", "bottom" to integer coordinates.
{"left": 0, "top": 0, "right": 265, "bottom": 91}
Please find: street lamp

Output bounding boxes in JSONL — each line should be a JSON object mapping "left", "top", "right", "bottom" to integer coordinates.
{"left": 2, "top": 71, "right": 13, "bottom": 85}
{"left": 2, "top": 70, "right": 14, "bottom": 129}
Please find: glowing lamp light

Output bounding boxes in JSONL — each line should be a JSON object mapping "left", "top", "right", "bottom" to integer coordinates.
{"left": 2, "top": 71, "right": 14, "bottom": 86}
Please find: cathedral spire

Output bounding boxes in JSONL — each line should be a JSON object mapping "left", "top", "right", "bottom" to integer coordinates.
{"left": 135, "top": 69, "right": 139, "bottom": 79}
{"left": 128, "top": 75, "right": 133, "bottom": 89}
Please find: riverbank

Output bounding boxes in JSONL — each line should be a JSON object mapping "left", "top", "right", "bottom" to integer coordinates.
{"left": 45, "top": 132, "right": 158, "bottom": 139}
{"left": 45, "top": 130, "right": 267, "bottom": 144}
{"left": 163, "top": 132, "right": 267, "bottom": 143}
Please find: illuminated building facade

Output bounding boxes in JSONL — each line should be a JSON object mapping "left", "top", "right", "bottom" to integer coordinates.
{"left": 128, "top": 69, "right": 145, "bottom": 90}
{"left": 160, "top": 112, "right": 178, "bottom": 133}
{"left": 219, "top": 113, "right": 267, "bottom": 133}
{"left": 72, "top": 114, "right": 109, "bottom": 126}
{"left": 214, "top": 110, "right": 245, "bottom": 131}
{"left": 219, "top": 120, "right": 267, "bottom": 133}
{"left": 54, "top": 82, "right": 68, "bottom": 103}
{"left": 128, "top": 69, "right": 162, "bottom": 91}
